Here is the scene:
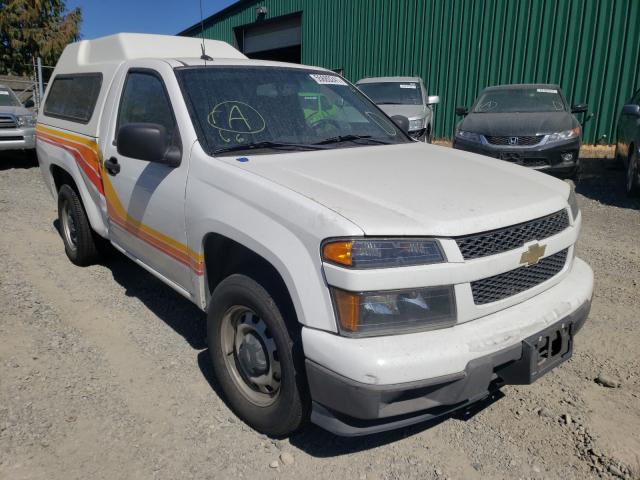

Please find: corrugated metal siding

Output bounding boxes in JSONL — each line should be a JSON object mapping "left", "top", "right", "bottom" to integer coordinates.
{"left": 190, "top": 0, "right": 640, "bottom": 143}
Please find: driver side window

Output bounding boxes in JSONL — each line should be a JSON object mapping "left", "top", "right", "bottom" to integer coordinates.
{"left": 117, "top": 70, "right": 179, "bottom": 147}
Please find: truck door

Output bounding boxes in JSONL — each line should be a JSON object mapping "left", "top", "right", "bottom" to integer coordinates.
{"left": 101, "top": 63, "right": 193, "bottom": 293}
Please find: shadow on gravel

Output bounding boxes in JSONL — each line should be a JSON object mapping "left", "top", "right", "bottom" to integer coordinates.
{"left": 0, "top": 150, "right": 38, "bottom": 170}
{"left": 289, "top": 390, "right": 505, "bottom": 457}
{"left": 575, "top": 157, "right": 640, "bottom": 210}
{"left": 106, "top": 253, "right": 207, "bottom": 349}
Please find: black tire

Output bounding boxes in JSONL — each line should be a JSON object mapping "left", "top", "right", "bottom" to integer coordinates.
{"left": 425, "top": 126, "right": 433, "bottom": 144}
{"left": 626, "top": 147, "right": 640, "bottom": 197}
{"left": 57, "top": 184, "right": 101, "bottom": 266}
{"left": 207, "top": 274, "right": 309, "bottom": 436}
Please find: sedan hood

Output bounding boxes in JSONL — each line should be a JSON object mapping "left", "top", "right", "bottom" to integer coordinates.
{"left": 377, "top": 104, "right": 426, "bottom": 119}
{"left": 226, "top": 143, "right": 570, "bottom": 237}
{"left": 460, "top": 112, "right": 574, "bottom": 136}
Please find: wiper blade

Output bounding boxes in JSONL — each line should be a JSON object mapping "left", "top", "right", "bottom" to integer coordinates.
{"left": 313, "top": 134, "right": 392, "bottom": 145}
{"left": 214, "top": 141, "right": 329, "bottom": 155}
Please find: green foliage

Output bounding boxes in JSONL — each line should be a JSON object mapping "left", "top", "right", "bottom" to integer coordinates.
{"left": 0, "top": 0, "right": 81, "bottom": 75}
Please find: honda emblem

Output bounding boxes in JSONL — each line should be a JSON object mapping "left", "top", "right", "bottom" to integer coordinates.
{"left": 509, "top": 137, "right": 518, "bottom": 145}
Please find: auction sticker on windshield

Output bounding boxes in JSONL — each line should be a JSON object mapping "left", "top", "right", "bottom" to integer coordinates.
{"left": 309, "top": 74, "right": 348, "bottom": 86}
{"left": 537, "top": 88, "right": 558, "bottom": 94}
{"left": 400, "top": 84, "right": 417, "bottom": 89}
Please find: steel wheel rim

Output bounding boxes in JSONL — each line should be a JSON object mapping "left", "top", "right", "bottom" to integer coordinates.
{"left": 220, "top": 306, "right": 281, "bottom": 407}
{"left": 627, "top": 153, "right": 637, "bottom": 192}
{"left": 60, "top": 201, "right": 78, "bottom": 251}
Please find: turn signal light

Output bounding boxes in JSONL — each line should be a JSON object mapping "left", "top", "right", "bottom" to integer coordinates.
{"left": 332, "top": 288, "right": 359, "bottom": 332}
{"left": 322, "top": 241, "right": 353, "bottom": 266}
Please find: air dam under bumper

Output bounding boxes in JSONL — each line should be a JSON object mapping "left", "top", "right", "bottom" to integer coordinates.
{"left": 304, "top": 257, "right": 593, "bottom": 436}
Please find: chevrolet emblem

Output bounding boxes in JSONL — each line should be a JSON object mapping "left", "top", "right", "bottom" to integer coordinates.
{"left": 520, "top": 243, "right": 546, "bottom": 266}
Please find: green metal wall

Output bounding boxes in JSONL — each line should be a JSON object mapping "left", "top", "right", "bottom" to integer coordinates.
{"left": 187, "top": 0, "right": 640, "bottom": 144}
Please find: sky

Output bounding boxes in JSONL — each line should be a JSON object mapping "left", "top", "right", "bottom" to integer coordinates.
{"left": 66, "top": 0, "right": 238, "bottom": 39}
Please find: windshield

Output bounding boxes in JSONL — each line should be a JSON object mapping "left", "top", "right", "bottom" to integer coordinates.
{"left": 357, "top": 82, "right": 423, "bottom": 105}
{"left": 0, "top": 87, "right": 21, "bottom": 107}
{"left": 177, "top": 67, "right": 409, "bottom": 155}
{"left": 473, "top": 87, "right": 566, "bottom": 113}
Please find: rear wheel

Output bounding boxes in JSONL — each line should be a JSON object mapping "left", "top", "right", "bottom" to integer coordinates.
{"left": 207, "top": 274, "right": 309, "bottom": 436}
{"left": 626, "top": 147, "right": 640, "bottom": 197}
{"left": 57, "top": 185, "right": 101, "bottom": 266}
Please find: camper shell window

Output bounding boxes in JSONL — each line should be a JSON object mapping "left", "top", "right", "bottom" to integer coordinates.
{"left": 44, "top": 73, "right": 103, "bottom": 124}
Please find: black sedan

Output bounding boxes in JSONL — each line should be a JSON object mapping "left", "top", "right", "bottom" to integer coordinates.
{"left": 453, "top": 84, "right": 587, "bottom": 178}
{"left": 615, "top": 87, "right": 640, "bottom": 196}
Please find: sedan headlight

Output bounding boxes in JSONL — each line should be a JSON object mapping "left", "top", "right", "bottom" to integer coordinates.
{"left": 568, "top": 189, "right": 580, "bottom": 220}
{"left": 322, "top": 238, "right": 445, "bottom": 269}
{"left": 16, "top": 114, "right": 36, "bottom": 128}
{"left": 331, "top": 286, "right": 456, "bottom": 336}
{"left": 547, "top": 126, "right": 581, "bottom": 144}
{"left": 455, "top": 129, "right": 482, "bottom": 143}
{"left": 408, "top": 118, "right": 425, "bottom": 131}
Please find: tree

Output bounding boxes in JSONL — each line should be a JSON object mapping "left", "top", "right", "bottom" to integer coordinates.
{"left": 0, "top": 0, "right": 81, "bottom": 76}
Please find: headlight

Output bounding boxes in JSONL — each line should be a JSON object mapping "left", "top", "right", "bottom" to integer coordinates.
{"left": 16, "top": 114, "right": 36, "bottom": 128}
{"left": 408, "top": 118, "right": 424, "bottom": 131}
{"left": 547, "top": 127, "right": 581, "bottom": 143}
{"left": 568, "top": 189, "right": 580, "bottom": 220}
{"left": 331, "top": 286, "right": 456, "bottom": 336}
{"left": 322, "top": 238, "right": 445, "bottom": 269}
{"left": 455, "top": 129, "right": 482, "bottom": 143}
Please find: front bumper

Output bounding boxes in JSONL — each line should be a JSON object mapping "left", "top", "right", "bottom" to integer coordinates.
{"left": 453, "top": 136, "right": 580, "bottom": 174}
{"left": 0, "top": 127, "right": 36, "bottom": 151}
{"left": 304, "top": 257, "right": 593, "bottom": 436}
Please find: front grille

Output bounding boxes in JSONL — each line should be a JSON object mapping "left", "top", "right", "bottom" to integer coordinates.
{"left": 471, "top": 249, "right": 568, "bottom": 305}
{"left": 485, "top": 135, "right": 544, "bottom": 146}
{"left": 455, "top": 209, "right": 569, "bottom": 260}
{"left": 0, "top": 114, "right": 17, "bottom": 129}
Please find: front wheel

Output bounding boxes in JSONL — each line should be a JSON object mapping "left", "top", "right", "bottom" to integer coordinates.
{"left": 207, "top": 274, "right": 309, "bottom": 436}
{"left": 626, "top": 148, "right": 640, "bottom": 197}
{"left": 57, "top": 185, "right": 101, "bottom": 266}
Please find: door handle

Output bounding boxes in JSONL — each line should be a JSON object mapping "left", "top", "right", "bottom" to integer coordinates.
{"left": 104, "top": 157, "right": 120, "bottom": 176}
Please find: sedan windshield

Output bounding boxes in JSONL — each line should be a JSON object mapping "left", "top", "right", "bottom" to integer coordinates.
{"left": 473, "top": 87, "right": 566, "bottom": 113}
{"left": 177, "top": 67, "right": 409, "bottom": 155}
{"left": 358, "top": 82, "right": 423, "bottom": 105}
{"left": 0, "top": 87, "right": 22, "bottom": 107}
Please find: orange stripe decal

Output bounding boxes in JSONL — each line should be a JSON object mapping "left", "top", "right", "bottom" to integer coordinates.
{"left": 36, "top": 125, "right": 204, "bottom": 276}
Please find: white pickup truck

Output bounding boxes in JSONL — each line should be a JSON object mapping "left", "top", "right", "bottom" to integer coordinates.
{"left": 36, "top": 34, "right": 593, "bottom": 437}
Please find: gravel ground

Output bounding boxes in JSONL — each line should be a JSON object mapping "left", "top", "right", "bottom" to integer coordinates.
{"left": 1, "top": 152, "right": 639, "bottom": 480}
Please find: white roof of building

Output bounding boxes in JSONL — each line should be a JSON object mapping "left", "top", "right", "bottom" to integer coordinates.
{"left": 55, "top": 33, "right": 247, "bottom": 70}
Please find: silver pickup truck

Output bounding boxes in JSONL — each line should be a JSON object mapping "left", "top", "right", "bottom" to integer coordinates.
{"left": 0, "top": 84, "right": 36, "bottom": 152}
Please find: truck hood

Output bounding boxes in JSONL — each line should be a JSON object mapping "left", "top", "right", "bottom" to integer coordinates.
{"left": 226, "top": 143, "right": 570, "bottom": 237}
{"left": 377, "top": 104, "right": 426, "bottom": 119}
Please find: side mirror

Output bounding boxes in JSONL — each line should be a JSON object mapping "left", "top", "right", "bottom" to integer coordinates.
{"left": 117, "top": 123, "right": 181, "bottom": 167}
{"left": 571, "top": 103, "right": 588, "bottom": 114}
{"left": 23, "top": 99, "right": 35, "bottom": 109}
{"left": 427, "top": 95, "right": 440, "bottom": 105}
{"left": 622, "top": 104, "right": 640, "bottom": 116}
{"left": 390, "top": 115, "right": 410, "bottom": 134}
{"left": 455, "top": 106, "right": 468, "bottom": 116}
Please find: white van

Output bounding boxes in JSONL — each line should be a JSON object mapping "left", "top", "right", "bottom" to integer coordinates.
{"left": 36, "top": 34, "right": 593, "bottom": 437}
